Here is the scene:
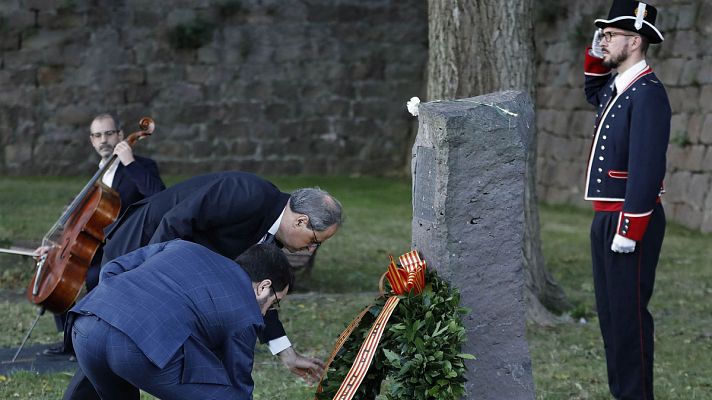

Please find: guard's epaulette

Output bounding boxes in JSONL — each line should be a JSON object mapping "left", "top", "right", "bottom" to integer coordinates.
{"left": 640, "top": 74, "right": 663, "bottom": 86}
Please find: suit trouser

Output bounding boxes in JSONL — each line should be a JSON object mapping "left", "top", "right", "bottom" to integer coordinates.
{"left": 70, "top": 314, "right": 245, "bottom": 400}
{"left": 590, "top": 204, "right": 665, "bottom": 400}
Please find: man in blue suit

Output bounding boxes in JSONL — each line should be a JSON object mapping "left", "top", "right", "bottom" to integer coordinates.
{"left": 63, "top": 171, "right": 342, "bottom": 400}
{"left": 584, "top": 1, "right": 670, "bottom": 398}
{"left": 45, "top": 112, "right": 165, "bottom": 357}
{"left": 100, "top": 172, "right": 341, "bottom": 360}
{"left": 68, "top": 240, "right": 292, "bottom": 400}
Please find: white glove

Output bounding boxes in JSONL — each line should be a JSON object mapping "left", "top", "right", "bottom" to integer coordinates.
{"left": 611, "top": 234, "right": 636, "bottom": 253}
{"left": 589, "top": 29, "right": 603, "bottom": 58}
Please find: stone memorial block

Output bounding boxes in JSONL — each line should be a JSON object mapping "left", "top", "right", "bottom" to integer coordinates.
{"left": 412, "top": 90, "right": 535, "bottom": 399}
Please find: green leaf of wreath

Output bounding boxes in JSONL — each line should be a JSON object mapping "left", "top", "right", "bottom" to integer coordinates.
{"left": 317, "top": 269, "right": 474, "bottom": 400}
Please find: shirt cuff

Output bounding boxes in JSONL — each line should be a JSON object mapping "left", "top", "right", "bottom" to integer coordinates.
{"left": 267, "top": 336, "right": 291, "bottom": 355}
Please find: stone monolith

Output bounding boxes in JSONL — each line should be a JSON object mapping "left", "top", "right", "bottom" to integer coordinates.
{"left": 412, "top": 90, "right": 536, "bottom": 399}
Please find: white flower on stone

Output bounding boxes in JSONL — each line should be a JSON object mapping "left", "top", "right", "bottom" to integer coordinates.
{"left": 406, "top": 97, "right": 420, "bottom": 116}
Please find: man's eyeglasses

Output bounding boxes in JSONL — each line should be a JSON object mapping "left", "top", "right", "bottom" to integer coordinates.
{"left": 308, "top": 222, "right": 322, "bottom": 249}
{"left": 270, "top": 288, "right": 281, "bottom": 310}
{"left": 601, "top": 31, "right": 639, "bottom": 43}
{"left": 90, "top": 130, "right": 119, "bottom": 139}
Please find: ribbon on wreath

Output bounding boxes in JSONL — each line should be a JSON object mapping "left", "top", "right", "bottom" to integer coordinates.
{"left": 315, "top": 250, "right": 427, "bottom": 400}
{"left": 385, "top": 250, "right": 426, "bottom": 295}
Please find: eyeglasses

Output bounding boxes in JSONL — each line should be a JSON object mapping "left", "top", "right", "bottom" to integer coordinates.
{"left": 270, "top": 288, "right": 281, "bottom": 310}
{"left": 602, "top": 31, "right": 639, "bottom": 43}
{"left": 90, "top": 130, "right": 119, "bottom": 139}
{"left": 308, "top": 222, "right": 322, "bottom": 249}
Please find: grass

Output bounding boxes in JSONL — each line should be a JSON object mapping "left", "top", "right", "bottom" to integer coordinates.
{"left": 1, "top": 176, "right": 710, "bottom": 399}
{"left": 531, "top": 204, "right": 712, "bottom": 399}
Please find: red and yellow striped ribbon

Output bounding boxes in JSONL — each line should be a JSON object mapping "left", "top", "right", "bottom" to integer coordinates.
{"left": 386, "top": 250, "right": 426, "bottom": 295}
{"left": 315, "top": 305, "right": 373, "bottom": 396}
{"left": 332, "top": 295, "right": 400, "bottom": 400}
{"left": 316, "top": 250, "right": 428, "bottom": 400}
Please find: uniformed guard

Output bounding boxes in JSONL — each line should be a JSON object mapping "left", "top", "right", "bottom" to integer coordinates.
{"left": 583, "top": 0, "right": 670, "bottom": 399}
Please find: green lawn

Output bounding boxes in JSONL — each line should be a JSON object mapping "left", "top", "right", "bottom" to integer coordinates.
{"left": 0, "top": 176, "right": 710, "bottom": 399}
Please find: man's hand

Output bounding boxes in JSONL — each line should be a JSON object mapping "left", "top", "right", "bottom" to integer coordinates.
{"left": 278, "top": 346, "right": 325, "bottom": 384}
{"left": 590, "top": 29, "right": 604, "bottom": 58}
{"left": 113, "top": 141, "right": 135, "bottom": 166}
{"left": 611, "top": 234, "right": 636, "bottom": 253}
{"left": 33, "top": 246, "right": 51, "bottom": 259}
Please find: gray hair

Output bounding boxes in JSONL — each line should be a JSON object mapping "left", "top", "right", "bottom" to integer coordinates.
{"left": 289, "top": 188, "right": 343, "bottom": 231}
{"left": 91, "top": 112, "right": 122, "bottom": 131}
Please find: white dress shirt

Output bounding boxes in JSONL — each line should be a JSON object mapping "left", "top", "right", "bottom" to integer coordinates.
{"left": 99, "top": 158, "right": 119, "bottom": 188}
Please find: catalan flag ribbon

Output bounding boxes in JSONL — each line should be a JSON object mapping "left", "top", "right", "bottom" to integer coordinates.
{"left": 316, "top": 250, "right": 429, "bottom": 400}
{"left": 331, "top": 295, "right": 400, "bottom": 400}
{"left": 385, "top": 250, "right": 426, "bottom": 295}
{"left": 316, "top": 250, "right": 432, "bottom": 400}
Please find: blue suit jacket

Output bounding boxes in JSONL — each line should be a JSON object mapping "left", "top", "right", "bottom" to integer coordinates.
{"left": 71, "top": 240, "right": 263, "bottom": 395}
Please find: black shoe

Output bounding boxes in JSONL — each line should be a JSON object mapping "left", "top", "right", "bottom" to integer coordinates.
{"left": 43, "top": 345, "right": 71, "bottom": 356}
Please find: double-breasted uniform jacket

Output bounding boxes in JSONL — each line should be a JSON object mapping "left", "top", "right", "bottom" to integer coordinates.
{"left": 583, "top": 48, "right": 671, "bottom": 240}
{"left": 70, "top": 240, "right": 263, "bottom": 396}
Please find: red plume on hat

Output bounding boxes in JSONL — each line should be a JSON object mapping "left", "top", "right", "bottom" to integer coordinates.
{"left": 595, "top": 0, "right": 664, "bottom": 44}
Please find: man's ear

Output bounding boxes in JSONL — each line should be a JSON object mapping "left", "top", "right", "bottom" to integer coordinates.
{"left": 118, "top": 130, "right": 125, "bottom": 140}
{"left": 255, "top": 279, "right": 273, "bottom": 296}
{"left": 295, "top": 214, "right": 309, "bottom": 228}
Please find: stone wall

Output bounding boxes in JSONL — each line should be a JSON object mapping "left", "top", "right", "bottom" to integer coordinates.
{"left": 535, "top": 0, "right": 712, "bottom": 232}
{"left": 2, "top": 0, "right": 710, "bottom": 232}
{"left": 0, "top": 0, "right": 426, "bottom": 176}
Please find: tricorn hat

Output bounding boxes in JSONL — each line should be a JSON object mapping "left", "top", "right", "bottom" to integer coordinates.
{"left": 595, "top": 0, "right": 664, "bottom": 44}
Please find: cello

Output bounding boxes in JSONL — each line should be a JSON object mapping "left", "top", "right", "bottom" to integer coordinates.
{"left": 27, "top": 117, "right": 156, "bottom": 314}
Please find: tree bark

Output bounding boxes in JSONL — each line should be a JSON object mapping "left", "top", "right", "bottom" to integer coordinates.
{"left": 427, "top": 0, "right": 571, "bottom": 325}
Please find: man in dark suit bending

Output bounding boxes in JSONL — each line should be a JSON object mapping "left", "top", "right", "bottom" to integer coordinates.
{"left": 64, "top": 170, "right": 342, "bottom": 400}
{"left": 69, "top": 240, "right": 293, "bottom": 400}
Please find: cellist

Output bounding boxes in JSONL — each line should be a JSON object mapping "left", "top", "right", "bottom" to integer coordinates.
{"left": 42, "top": 112, "right": 165, "bottom": 358}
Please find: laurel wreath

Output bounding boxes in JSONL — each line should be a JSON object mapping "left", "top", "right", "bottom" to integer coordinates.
{"left": 316, "top": 270, "right": 474, "bottom": 400}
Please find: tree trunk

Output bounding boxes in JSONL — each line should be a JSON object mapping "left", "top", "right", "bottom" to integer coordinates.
{"left": 427, "top": 0, "right": 571, "bottom": 325}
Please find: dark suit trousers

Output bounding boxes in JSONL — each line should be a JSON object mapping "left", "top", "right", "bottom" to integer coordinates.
{"left": 590, "top": 204, "right": 665, "bottom": 400}
{"left": 70, "top": 315, "right": 244, "bottom": 400}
